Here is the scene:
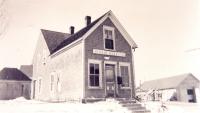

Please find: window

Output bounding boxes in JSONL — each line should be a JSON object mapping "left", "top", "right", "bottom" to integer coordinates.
{"left": 187, "top": 89, "right": 195, "bottom": 102}
{"left": 38, "top": 78, "right": 42, "bottom": 93}
{"left": 119, "top": 63, "right": 130, "bottom": 88}
{"left": 50, "top": 74, "right": 54, "bottom": 91}
{"left": 88, "top": 59, "right": 102, "bottom": 88}
{"left": 120, "top": 66, "right": 129, "bottom": 87}
{"left": 103, "top": 26, "right": 115, "bottom": 50}
{"left": 57, "top": 72, "right": 61, "bottom": 92}
{"left": 187, "top": 89, "right": 194, "bottom": 95}
{"left": 89, "top": 64, "right": 99, "bottom": 86}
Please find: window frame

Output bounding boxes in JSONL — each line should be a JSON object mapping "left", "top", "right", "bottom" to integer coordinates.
{"left": 103, "top": 25, "right": 115, "bottom": 51}
{"left": 57, "top": 70, "right": 61, "bottom": 92}
{"left": 88, "top": 59, "right": 102, "bottom": 89}
{"left": 187, "top": 89, "right": 194, "bottom": 95}
{"left": 50, "top": 73, "right": 55, "bottom": 93}
{"left": 119, "top": 62, "right": 131, "bottom": 89}
{"left": 38, "top": 77, "right": 42, "bottom": 94}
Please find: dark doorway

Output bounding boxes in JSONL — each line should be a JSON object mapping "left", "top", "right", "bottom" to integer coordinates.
{"left": 21, "top": 85, "right": 24, "bottom": 96}
{"left": 187, "top": 89, "right": 196, "bottom": 103}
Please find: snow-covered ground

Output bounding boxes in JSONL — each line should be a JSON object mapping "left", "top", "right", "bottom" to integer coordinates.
{"left": 0, "top": 97, "right": 130, "bottom": 113}
{"left": 0, "top": 97, "right": 200, "bottom": 113}
{"left": 144, "top": 101, "right": 200, "bottom": 113}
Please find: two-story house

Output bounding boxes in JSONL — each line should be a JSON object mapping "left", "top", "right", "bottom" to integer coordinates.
{"left": 32, "top": 11, "right": 138, "bottom": 102}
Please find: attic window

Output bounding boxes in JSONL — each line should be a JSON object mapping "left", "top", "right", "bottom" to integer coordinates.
{"left": 103, "top": 26, "right": 115, "bottom": 50}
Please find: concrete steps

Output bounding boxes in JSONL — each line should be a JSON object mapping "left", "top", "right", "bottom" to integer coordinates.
{"left": 117, "top": 99, "right": 151, "bottom": 113}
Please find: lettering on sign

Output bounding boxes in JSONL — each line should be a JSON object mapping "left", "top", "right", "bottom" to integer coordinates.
{"left": 93, "top": 49, "right": 126, "bottom": 57}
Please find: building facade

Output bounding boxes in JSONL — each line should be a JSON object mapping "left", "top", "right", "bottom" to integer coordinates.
{"left": 32, "top": 11, "right": 137, "bottom": 102}
{"left": 137, "top": 73, "right": 200, "bottom": 103}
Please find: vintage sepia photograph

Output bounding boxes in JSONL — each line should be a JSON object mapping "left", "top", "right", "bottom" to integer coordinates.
{"left": 0, "top": 0, "right": 200, "bottom": 113}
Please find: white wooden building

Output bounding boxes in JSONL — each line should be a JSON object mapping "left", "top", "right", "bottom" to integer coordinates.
{"left": 137, "top": 73, "right": 200, "bottom": 103}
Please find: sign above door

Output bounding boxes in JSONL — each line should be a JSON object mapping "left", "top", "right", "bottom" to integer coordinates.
{"left": 93, "top": 49, "right": 126, "bottom": 57}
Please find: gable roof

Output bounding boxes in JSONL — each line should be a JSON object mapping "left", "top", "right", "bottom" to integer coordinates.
{"left": 41, "top": 10, "right": 137, "bottom": 55}
{"left": 139, "top": 73, "right": 199, "bottom": 91}
{"left": 0, "top": 68, "right": 31, "bottom": 81}
{"left": 41, "top": 29, "right": 71, "bottom": 54}
{"left": 52, "top": 12, "right": 107, "bottom": 53}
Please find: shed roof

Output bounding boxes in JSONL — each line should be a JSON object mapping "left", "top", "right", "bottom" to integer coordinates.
{"left": 139, "top": 73, "right": 199, "bottom": 91}
{"left": 0, "top": 68, "right": 31, "bottom": 81}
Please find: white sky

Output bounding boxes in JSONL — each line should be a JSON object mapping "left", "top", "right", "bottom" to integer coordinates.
{"left": 0, "top": 0, "right": 200, "bottom": 85}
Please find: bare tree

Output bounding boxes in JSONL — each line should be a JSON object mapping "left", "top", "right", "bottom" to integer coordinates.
{"left": 0, "top": 0, "right": 8, "bottom": 39}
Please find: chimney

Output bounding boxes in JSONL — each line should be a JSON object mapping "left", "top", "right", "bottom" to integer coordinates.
{"left": 69, "top": 26, "right": 75, "bottom": 34}
{"left": 85, "top": 16, "right": 91, "bottom": 26}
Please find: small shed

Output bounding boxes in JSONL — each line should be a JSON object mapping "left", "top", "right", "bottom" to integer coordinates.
{"left": 137, "top": 73, "right": 200, "bottom": 103}
{"left": 0, "top": 67, "right": 31, "bottom": 100}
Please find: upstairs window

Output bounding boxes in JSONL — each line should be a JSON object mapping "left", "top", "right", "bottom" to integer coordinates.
{"left": 103, "top": 26, "right": 115, "bottom": 50}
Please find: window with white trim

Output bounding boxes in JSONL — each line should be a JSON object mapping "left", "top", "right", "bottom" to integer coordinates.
{"left": 38, "top": 78, "right": 42, "bottom": 93}
{"left": 119, "top": 63, "right": 130, "bottom": 87}
{"left": 88, "top": 60, "right": 102, "bottom": 88}
{"left": 57, "top": 71, "right": 61, "bottom": 92}
{"left": 50, "top": 74, "right": 54, "bottom": 91}
{"left": 103, "top": 26, "right": 115, "bottom": 50}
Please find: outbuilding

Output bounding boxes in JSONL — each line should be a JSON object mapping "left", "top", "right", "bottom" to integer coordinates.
{"left": 137, "top": 73, "right": 200, "bottom": 103}
{"left": 0, "top": 67, "right": 31, "bottom": 99}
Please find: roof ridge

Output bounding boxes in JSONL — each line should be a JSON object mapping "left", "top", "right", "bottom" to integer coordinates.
{"left": 41, "top": 29, "right": 71, "bottom": 35}
{"left": 51, "top": 11, "right": 109, "bottom": 54}
{"left": 144, "top": 73, "right": 191, "bottom": 82}
{"left": 140, "top": 73, "right": 194, "bottom": 90}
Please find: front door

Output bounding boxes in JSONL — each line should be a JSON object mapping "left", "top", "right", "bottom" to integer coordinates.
{"left": 105, "top": 64, "right": 116, "bottom": 97}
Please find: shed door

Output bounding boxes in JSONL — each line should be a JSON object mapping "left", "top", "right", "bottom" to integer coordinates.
{"left": 187, "top": 89, "right": 196, "bottom": 102}
{"left": 105, "top": 64, "right": 116, "bottom": 97}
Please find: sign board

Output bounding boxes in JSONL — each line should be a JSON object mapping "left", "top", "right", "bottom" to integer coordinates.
{"left": 93, "top": 49, "right": 126, "bottom": 57}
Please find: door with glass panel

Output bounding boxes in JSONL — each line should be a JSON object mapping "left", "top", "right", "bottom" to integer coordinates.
{"left": 105, "top": 64, "right": 115, "bottom": 97}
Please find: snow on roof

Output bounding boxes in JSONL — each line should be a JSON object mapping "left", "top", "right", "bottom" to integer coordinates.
{"left": 139, "top": 73, "right": 199, "bottom": 91}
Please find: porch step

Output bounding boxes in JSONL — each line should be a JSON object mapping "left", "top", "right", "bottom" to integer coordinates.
{"left": 131, "top": 109, "right": 151, "bottom": 113}
{"left": 128, "top": 106, "right": 146, "bottom": 110}
{"left": 82, "top": 98, "right": 105, "bottom": 103}
{"left": 118, "top": 100, "right": 137, "bottom": 104}
{"left": 122, "top": 103, "right": 141, "bottom": 107}
{"left": 117, "top": 99, "right": 151, "bottom": 113}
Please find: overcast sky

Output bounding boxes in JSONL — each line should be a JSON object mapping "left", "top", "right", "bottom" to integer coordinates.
{"left": 0, "top": 0, "right": 200, "bottom": 85}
